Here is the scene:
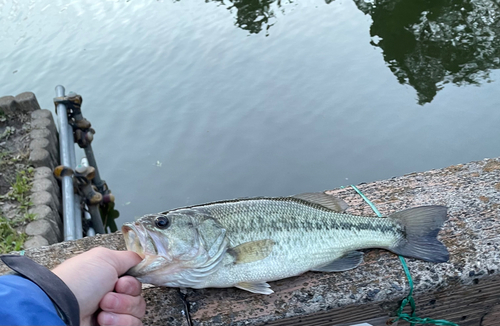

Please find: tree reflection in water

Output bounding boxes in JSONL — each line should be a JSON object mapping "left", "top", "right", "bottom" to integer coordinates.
{"left": 210, "top": 0, "right": 287, "bottom": 35}
{"left": 207, "top": 0, "right": 499, "bottom": 104}
{"left": 355, "top": 0, "right": 500, "bottom": 104}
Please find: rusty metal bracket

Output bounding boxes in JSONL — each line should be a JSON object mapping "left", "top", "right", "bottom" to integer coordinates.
{"left": 54, "top": 87, "right": 115, "bottom": 235}
{"left": 73, "top": 164, "right": 105, "bottom": 234}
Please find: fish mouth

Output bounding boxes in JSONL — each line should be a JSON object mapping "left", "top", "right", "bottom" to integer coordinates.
{"left": 122, "top": 223, "right": 158, "bottom": 259}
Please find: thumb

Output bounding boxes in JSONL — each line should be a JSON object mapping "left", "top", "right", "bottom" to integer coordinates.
{"left": 104, "top": 250, "right": 143, "bottom": 276}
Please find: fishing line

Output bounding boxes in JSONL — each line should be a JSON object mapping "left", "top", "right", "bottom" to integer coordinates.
{"left": 349, "top": 185, "right": 458, "bottom": 326}
{"left": 178, "top": 289, "right": 194, "bottom": 326}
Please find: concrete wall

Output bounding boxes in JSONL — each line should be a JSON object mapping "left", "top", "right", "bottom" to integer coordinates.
{"left": 0, "top": 157, "right": 499, "bottom": 326}
{"left": 0, "top": 92, "right": 63, "bottom": 248}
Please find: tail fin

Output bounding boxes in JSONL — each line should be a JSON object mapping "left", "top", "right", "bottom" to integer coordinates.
{"left": 389, "top": 206, "right": 449, "bottom": 263}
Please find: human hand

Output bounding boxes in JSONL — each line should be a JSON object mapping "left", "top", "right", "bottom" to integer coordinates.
{"left": 52, "top": 247, "right": 146, "bottom": 326}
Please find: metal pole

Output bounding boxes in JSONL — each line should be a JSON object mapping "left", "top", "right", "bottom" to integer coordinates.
{"left": 55, "top": 85, "right": 77, "bottom": 241}
{"left": 68, "top": 138, "right": 83, "bottom": 239}
{"left": 87, "top": 204, "right": 105, "bottom": 234}
{"left": 83, "top": 144, "right": 105, "bottom": 192}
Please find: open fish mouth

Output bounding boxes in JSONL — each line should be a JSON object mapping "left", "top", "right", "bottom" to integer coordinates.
{"left": 122, "top": 223, "right": 158, "bottom": 259}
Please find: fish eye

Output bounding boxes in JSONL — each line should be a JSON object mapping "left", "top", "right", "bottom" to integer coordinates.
{"left": 155, "top": 216, "right": 170, "bottom": 229}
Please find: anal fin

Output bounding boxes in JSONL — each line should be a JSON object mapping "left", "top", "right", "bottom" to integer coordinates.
{"left": 311, "top": 251, "right": 364, "bottom": 272}
{"left": 235, "top": 282, "right": 274, "bottom": 295}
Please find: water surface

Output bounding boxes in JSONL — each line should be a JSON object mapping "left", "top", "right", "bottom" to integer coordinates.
{"left": 1, "top": 0, "right": 499, "bottom": 226}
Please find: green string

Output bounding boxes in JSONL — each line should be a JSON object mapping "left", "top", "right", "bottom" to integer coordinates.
{"left": 349, "top": 185, "right": 458, "bottom": 326}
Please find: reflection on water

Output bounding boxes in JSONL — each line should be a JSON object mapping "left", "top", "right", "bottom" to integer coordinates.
{"left": 355, "top": 0, "right": 500, "bottom": 104}
{"left": 209, "top": 0, "right": 333, "bottom": 35}
{"left": 203, "top": 0, "right": 313, "bottom": 35}
{"left": 211, "top": 0, "right": 283, "bottom": 35}
{"left": 212, "top": 0, "right": 499, "bottom": 104}
{"left": 1, "top": 0, "right": 499, "bottom": 225}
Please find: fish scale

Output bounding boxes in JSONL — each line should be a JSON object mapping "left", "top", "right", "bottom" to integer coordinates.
{"left": 123, "top": 193, "right": 449, "bottom": 294}
{"left": 193, "top": 199, "right": 402, "bottom": 289}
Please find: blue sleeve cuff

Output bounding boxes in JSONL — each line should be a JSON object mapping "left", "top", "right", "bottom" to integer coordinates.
{"left": 0, "top": 254, "right": 79, "bottom": 325}
{"left": 0, "top": 275, "right": 65, "bottom": 326}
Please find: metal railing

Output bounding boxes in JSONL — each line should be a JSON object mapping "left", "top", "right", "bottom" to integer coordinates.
{"left": 54, "top": 85, "right": 112, "bottom": 240}
{"left": 55, "top": 85, "right": 78, "bottom": 241}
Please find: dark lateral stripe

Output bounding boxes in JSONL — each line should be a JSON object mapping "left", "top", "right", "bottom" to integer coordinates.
{"left": 225, "top": 211, "right": 400, "bottom": 235}
{"left": 163, "top": 198, "right": 401, "bottom": 236}
{"left": 244, "top": 219, "right": 399, "bottom": 234}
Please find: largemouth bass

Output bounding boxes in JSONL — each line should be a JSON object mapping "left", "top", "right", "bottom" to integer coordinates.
{"left": 122, "top": 192, "right": 449, "bottom": 294}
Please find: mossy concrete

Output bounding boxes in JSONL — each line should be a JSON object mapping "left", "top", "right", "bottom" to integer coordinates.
{"left": 0, "top": 92, "right": 63, "bottom": 249}
{"left": 1, "top": 157, "right": 499, "bottom": 325}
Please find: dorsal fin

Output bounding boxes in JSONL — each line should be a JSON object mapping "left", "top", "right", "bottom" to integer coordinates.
{"left": 292, "top": 192, "right": 348, "bottom": 212}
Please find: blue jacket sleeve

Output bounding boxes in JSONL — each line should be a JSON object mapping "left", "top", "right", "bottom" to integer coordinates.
{"left": 0, "top": 255, "right": 79, "bottom": 326}
{"left": 0, "top": 274, "right": 65, "bottom": 326}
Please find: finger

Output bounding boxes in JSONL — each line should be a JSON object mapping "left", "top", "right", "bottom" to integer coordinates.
{"left": 100, "top": 292, "right": 146, "bottom": 319}
{"left": 115, "top": 276, "right": 142, "bottom": 296}
{"left": 104, "top": 250, "right": 143, "bottom": 276}
{"left": 97, "top": 311, "right": 143, "bottom": 326}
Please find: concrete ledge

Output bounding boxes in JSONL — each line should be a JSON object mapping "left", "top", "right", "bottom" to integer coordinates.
{"left": 33, "top": 167, "right": 61, "bottom": 196}
{"left": 25, "top": 219, "right": 60, "bottom": 244}
{"left": 31, "top": 117, "right": 58, "bottom": 140}
{"left": 30, "top": 137, "right": 58, "bottom": 163}
{"left": 23, "top": 235, "right": 50, "bottom": 248}
{"left": 30, "top": 190, "right": 61, "bottom": 217}
{"left": 28, "top": 204, "right": 63, "bottom": 241}
{"left": 0, "top": 92, "right": 41, "bottom": 115}
{"left": 1, "top": 92, "right": 62, "bottom": 249}
{"left": 14, "top": 92, "right": 42, "bottom": 112}
{"left": 29, "top": 109, "right": 60, "bottom": 171}
{"left": 0, "top": 96, "right": 20, "bottom": 116}
{"left": 30, "top": 127, "right": 58, "bottom": 150}
{"left": 31, "top": 177, "right": 57, "bottom": 195}
{"left": 1, "top": 158, "right": 499, "bottom": 326}
{"left": 30, "top": 148, "right": 54, "bottom": 169}
{"left": 25, "top": 102, "right": 62, "bottom": 249}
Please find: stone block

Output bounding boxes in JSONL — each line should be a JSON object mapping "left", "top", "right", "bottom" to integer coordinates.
{"left": 31, "top": 117, "right": 58, "bottom": 140}
{"left": 29, "top": 137, "right": 59, "bottom": 164}
{"left": 30, "top": 148, "right": 55, "bottom": 169}
{"left": 31, "top": 109, "right": 53, "bottom": 120}
{"left": 0, "top": 95, "right": 20, "bottom": 116}
{"left": 33, "top": 166, "right": 53, "bottom": 179}
{"left": 31, "top": 190, "right": 61, "bottom": 214}
{"left": 29, "top": 204, "right": 62, "bottom": 239}
{"left": 25, "top": 219, "right": 59, "bottom": 244}
{"left": 0, "top": 92, "right": 41, "bottom": 116}
{"left": 32, "top": 178, "right": 56, "bottom": 194}
{"left": 33, "top": 167, "right": 60, "bottom": 196}
{"left": 23, "top": 235, "right": 49, "bottom": 249}
{"left": 14, "top": 92, "right": 41, "bottom": 112}
{"left": 30, "top": 128, "right": 59, "bottom": 150}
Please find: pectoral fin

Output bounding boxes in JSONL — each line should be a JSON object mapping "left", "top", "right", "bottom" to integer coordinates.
{"left": 292, "top": 192, "right": 348, "bottom": 212}
{"left": 229, "top": 239, "right": 275, "bottom": 264}
{"left": 235, "top": 282, "right": 274, "bottom": 295}
{"left": 311, "top": 251, "right": 364, "bottom": 272}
